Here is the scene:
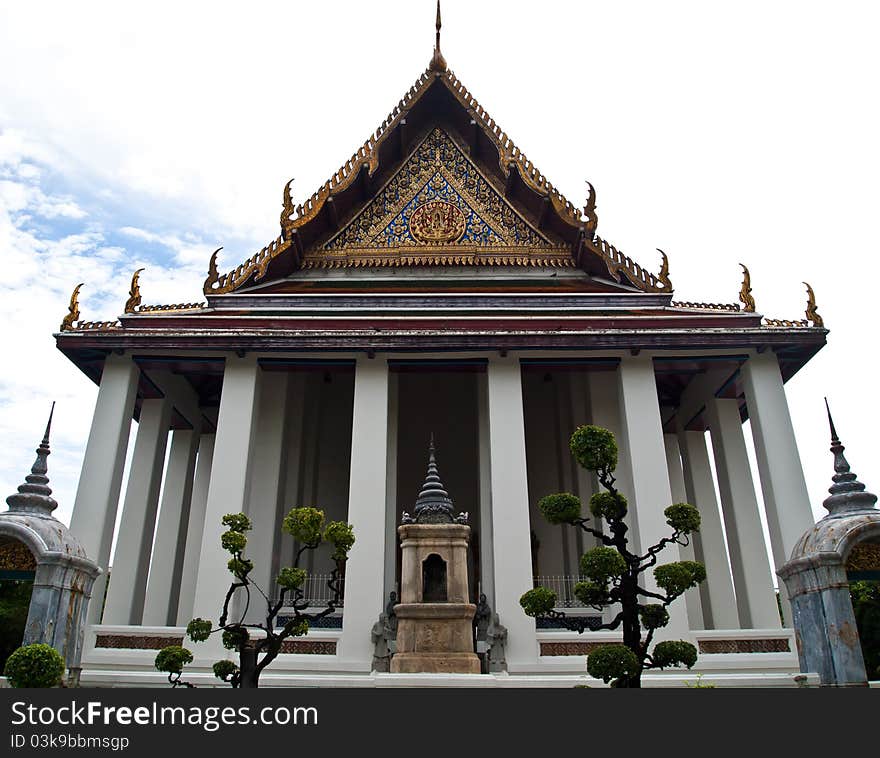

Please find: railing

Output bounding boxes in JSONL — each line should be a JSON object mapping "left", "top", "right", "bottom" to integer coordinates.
{"left": 534, "top": 575, "right": 594, "bottom": 609}
{"left": 275, "top": 573, "right": 344, "bottom": 609}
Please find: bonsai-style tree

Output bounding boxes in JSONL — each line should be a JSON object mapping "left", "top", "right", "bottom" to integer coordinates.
{"left": 519, "top": 425, "right": 705, "bottom": 688}
{"left": 154, "top": 646, "right": 194, "bottom": 688}
{"left": 168, "top": 507, "right": 353, "bottom": 688}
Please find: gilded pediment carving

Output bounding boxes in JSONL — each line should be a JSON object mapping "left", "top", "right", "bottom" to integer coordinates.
{"left": 320, "top": 129, "right": 558, "bottom": 255}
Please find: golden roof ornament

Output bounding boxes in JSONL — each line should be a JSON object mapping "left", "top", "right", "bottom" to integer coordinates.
{"left": 583, "top": 181, "right": 598, "bottom": 235}
{"left": 280, "top": 179, "right": 295, "bottom": 238}
{"left": 203, "top": 247, "right": 223, "bottom": 295}
{"left": 60, "top": 283, "right": 83, "bottom": 331}
{"left": 804, "top": 281, "right": 824, "bottom": 327}
{"left": 657, "top": 249, "right": 672, "bottom": 292}
{"left": 124, "top": 268, "right": 145, "bottom": 314}
{"left": 429, "top": 0, "right": 447, "bottom": 73}
{"left": 739, "top": 263, "right": 756, "bottom": 312}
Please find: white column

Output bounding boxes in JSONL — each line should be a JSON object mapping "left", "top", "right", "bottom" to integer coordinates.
{"left": 338, "top": 358, "right": 389, "bottom": 667}
{"left": 487, "top": 356, "right": 538, "bottom": 668}
{"left": 142, "top": 426, "right": 200, "bottom": 625}
{"left": 70, "top": 353, "right": 139, "bottom": 624}
{"left": 103, "top": 397, "right": 172, "bottom": 625}
{"left": 274, "top": 374, "right": 306, "bottom": 575}
{"left": 678, "top": 430, "right": 739, "bottom": 629}
{"left": 663, "top": 433, "right": 705, "bottom": 630}
{"left": 177, "top": 432, "right": 214, "bottom": 624}
{"left": 617, "top": 357, "right": 688, "bottom": 637}
{"left": 741, "top": 351, "right": 814, "bottom": 624}
{"left": 245, "top": 371, "right": 289, "bottom": 616}
{"left": 191, "top": 356, "right": 261, "bottom": 641}
{"left": 705, "top": 397, "right": 780, "bottom": 628}
{"left": 587, "top": 369, "right": 637, "bottom": 548}
{"left": 383, "top": 371, "right": 399, "bottom": 600}
{"left": 476, "top": 372, "right": 495, "bottom": 604}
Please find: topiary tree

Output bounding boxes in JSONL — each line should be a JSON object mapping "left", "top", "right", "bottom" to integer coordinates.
{"left": 519, "top": 424, "right": 705, "bottom": 688}
{"left": 154, "top": 645, "right": 194, "bottom": 688}
{"left": 3, "top": 643, "right": 66, "bottom": 688}
{"left": 185, "top": 508, "right": 354, "bottom": 688}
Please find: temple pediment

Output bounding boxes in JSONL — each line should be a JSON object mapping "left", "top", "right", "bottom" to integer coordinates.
{"left": 306, "top": 128, "right": 571, "bottom": 269}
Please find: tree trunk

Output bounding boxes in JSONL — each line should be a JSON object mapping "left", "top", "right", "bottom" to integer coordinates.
{"left": 239, "top": 645, "right": 260, "bottom": 689}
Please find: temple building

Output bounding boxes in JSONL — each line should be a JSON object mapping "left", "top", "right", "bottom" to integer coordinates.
{"left": 51, "top": 7, "right": 828, "bottom": 685}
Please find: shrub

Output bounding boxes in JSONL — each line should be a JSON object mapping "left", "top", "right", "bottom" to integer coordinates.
{"left": 186, "top": 618, "right": 212, "bottom": 643}
{"left": 580, "top": 546, "right": 627, "bottom": 582}
{"left": 665, "top": 503, "right": 701, "bottom": 534}
{"left": 222, "top": 628, "right": 248, "bottom": 651}
{"left": 323, "top": 521, "right": 355, "bottom": 561}
{"left": 213, "top": 660, "right": 239, "bottom": 682}
{"left": 154, "top": 646, "right": 193, "bottom": 675}
{"left": 654, "top": 561, "right": 706, "bottom": 599}
{"left": 638, "top": 604, "right": 670, "bottom": 630}
{"left": 573, "top": 581, "right": 610, "bottom": 607}
{"left": 4, "top": 643, "right": 65, "bottom": 688}
{"left": 282, "top": 507, "right": 325, "bottom": 544}
{"left": 570, "top": 425, "right": 618, "bottom": 473}
{"left": 221, "top": 513, "right": 252, "bottom": 533}
{"left": 519, "top": 587, "right": 557, "bottom": 617}
{"left": 652, "top": 640, "right": 698, "bottom": 669}
{"left": 538, "top": 493, "right": 582, "bottom": 524}
{"left": 586, "top": 644, "right": 640, "bottom": 685}
{"left": 277, "top": 567, "right": 307, "bottom": 590}
{"left": 221, "top": 530, "right": 247, "bottom": 554}
{"left": 589, "top": 491, "right": 627, "bottom": 521}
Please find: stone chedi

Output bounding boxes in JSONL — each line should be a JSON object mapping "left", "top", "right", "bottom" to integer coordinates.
{"left": 0, "top": 405, "right": 99, "bottom": 681}
{"left": 392, "top": 440, "right": 480, "bottom": 674}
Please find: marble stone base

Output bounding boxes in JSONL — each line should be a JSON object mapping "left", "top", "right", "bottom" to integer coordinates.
{"left": 391, "top": 602, "right": 480, "bottom": 674}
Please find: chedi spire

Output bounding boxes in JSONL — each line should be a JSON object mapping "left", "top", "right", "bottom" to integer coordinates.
{"left": 6, "top": 402, "right": 59, "bottom": 516}
{"left": 822, "top": 398, "right": 877, "bottom": 516}
{"left": 412, "top": 435, "right": 455, "bottom": 523}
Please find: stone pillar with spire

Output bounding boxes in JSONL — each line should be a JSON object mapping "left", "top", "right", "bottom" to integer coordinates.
{"left": 777, "top": 400, "right": 880, "bottom": 686}
{"left": 391, "top": 437, "right": 481, "bottom": 674}
{"left": 0, "top": 404, "right": 100, "bottom": 683}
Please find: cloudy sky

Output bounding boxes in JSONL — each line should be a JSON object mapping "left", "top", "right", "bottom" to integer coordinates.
{"left": 1, "top": 1, "right": 877, "bottom": 549}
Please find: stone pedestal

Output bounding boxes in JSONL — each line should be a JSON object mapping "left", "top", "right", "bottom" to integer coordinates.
{"left": 391, "top": 523, "right": 480, "bottom": 674}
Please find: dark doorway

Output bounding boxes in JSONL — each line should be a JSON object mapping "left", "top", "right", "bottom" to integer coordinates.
{"left": 422, "top": 554, "right": 448, "bottom": 602}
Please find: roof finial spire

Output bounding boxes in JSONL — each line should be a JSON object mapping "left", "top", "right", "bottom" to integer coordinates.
{"left": 6, "top": 402, "right": 59, "bottom": 516}
{"left": 821, "top": 397, "right": 877, "bottom": 516}
{"left": 430, "top": 0, "right": 447, "bottom": 73}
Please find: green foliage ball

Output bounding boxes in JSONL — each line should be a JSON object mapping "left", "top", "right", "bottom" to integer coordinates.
{"left": 220, "top": 529, "right": 247, "bottom": 554}
{"left": 538, "top": 493, "right": 582, "bottom": 524}
{"left": 323, "top": 521, "right": 355, "bottom": 561}
{"left": 227, "top": 557, "right": 254, "bottom": 579}
{"left": 154, "top": 646, "right": 193, "bottom": 675}
{"left": 654, "top": 561, "right": 707, "bottom": 598}
{"left": 580, "top": 546, "right": 627, "bottom": 582}
{"left": 570, "top": 425, "right": 618, "bottom": 473}
{"left": 586, "top": 644, "right": 640, "bottom": 685}
{"left": 652, "top": 640, "right": 698, "bottom": 669}
{"left": 665, "top": 503, "right": 701, "bottom": 534}
{"left": 222, "top": 627, "right": 249, "bottom": 651}
{"left": 638, "top": 604, "right": 670, "bottom": 630}
{"left": 589, "top": 491, "right": 627, "bottom": 521}
{"left": 212, "top": 660, "right": 239, "bottom": 681}
{"left": 519, "top": 587, "right": 557, "bottom": 617}
{"left": 3, "top": 643, "right": 65, "bottom": 688}
{"left": 186, "top": 618, "right": 213, "bottom": 643}
{"left": 288, "top": 619, "right": 310, "bottom": 637}
{"left": 277, "top": 567, "right": 307, "bottom": 590}
{"left": 283, "top": 507, "right": 325, "bottom": 545}
{"left": 221, "top": 513, "right": 252, "bottom": 533}
{"left": 573, "top": 581, "right": 610, "bottom": 607}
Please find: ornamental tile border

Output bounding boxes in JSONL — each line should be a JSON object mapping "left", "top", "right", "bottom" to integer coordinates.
{"left": 539, "top": 641, "right": 607, "bottom": 656}
{"left": 698, "top": 638, "right": 790, "bottom": 654}
{"left": 279, "top": 640, "right": 337, "bottom": 655}
{"left": 95, "top": 635, "right": 183, "bottom": 650}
